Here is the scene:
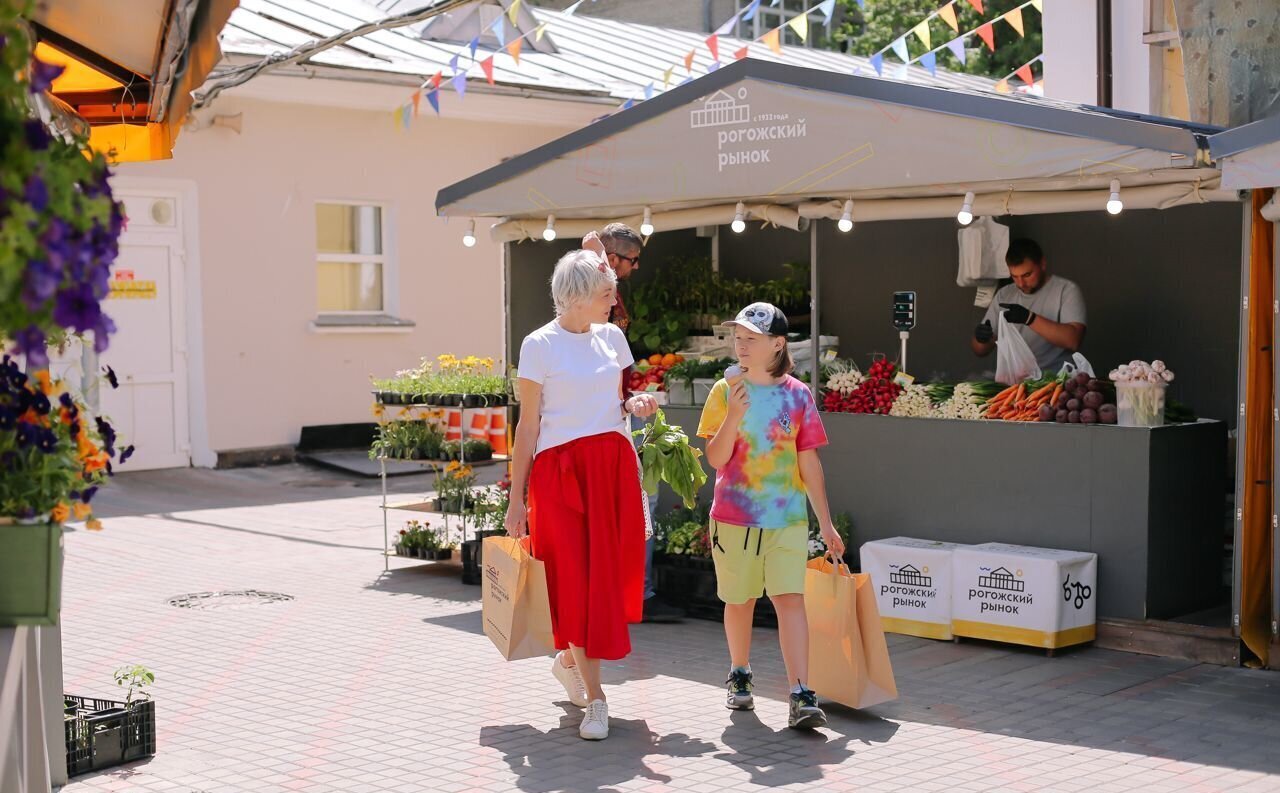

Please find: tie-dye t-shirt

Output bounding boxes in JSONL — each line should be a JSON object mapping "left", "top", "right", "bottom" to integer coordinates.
{"left": 696, "top": 375, "right": 829, "bottom": 529}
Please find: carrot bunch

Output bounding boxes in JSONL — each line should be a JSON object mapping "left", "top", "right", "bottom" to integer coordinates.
{"left": 983, "top": 380, "right": 1062, "bottom": 421}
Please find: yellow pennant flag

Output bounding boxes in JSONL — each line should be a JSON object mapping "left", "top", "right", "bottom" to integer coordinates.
{"left": 938, "top": 3, "right": 959, "bottom": 32}
{"left": 787, "top": 13, "right": 808, "bottom": 42}
{"left": 663, "top": 66, "right": 674, "bottom": 89}
{"left": 1005, "top": 7, "right": 1025, "bottom": 37}
{"left": 507, "top": 0, "right": 522, "bottom": 25}
{"left": 763, "top": 27, "right": 782, "bottom": 54}
{"left": 1031, "top": 0, "right": 1042, "bottom": 11}
{"left": 995, "top": 78, "right": 1011, "bottom": 93}
{"left": 912, "top": 20, "right": 931, "bottom": 50}
{"left": 507, "top": 37, "right": 523, "bottom": 65}
{"left": 535, "top": 22, "right": 549, "bottom": 42}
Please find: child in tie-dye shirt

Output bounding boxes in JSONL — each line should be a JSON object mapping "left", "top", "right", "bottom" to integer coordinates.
{"left": 697, "top": 302, "right": 844, "bottom": 730}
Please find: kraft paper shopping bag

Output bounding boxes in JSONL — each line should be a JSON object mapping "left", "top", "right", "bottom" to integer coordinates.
{"left": 805, "top": 555, "right": 898, "bottom": 709}
{"left": 482, "top": 536, "right": 555, "bottom": 661}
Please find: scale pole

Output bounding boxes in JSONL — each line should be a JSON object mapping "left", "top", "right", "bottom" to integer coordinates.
{"left": 899, "top": 330, "right": 910, "bottom": 375}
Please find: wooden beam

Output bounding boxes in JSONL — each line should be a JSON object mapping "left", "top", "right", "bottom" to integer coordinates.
{"left": 30, "top": 22, "right": 149, "bottom": 86}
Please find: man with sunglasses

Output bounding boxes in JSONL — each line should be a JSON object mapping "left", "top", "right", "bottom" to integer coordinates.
{"left": 600, "top": 223, "right": 686, "bottom": 624}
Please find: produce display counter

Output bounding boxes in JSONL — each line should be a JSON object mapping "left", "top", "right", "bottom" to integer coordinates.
{"left": 659, "top": 406, "right": 1227, "bottom": 622}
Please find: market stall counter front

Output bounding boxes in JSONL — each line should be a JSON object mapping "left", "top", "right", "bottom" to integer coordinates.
{"left": 660, "top": 407, "right": 1226, "bottom": 623}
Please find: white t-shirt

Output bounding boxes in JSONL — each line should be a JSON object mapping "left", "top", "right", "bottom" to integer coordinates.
{"left": 517, "top": 320, "right": 634, "bottom": 456}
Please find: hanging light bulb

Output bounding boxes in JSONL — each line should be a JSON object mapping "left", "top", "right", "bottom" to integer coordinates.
{"left": 957, "top": 192, "right": 975, "bottom": 226}
{"left": 1106, "top": 179, "right": 1123, "bottom": 215}
{"left": 731, "top": 202, "right": 746, "bottom": 234}
{"left": 462, "top": 219, "right": 476, "bottom": 248}
{"left": 640, "top": 206, "right": 654, "bottom": 237}
{"left": 542, "top": 214, "right": 557, "bottom": 241}
{"left": 837, "top": 199, "right": 854, "bottom": 233}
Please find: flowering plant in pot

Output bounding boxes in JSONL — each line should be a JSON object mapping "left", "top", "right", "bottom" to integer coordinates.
{"left": 435, "top": 461, "right": 476, "bottom": 514}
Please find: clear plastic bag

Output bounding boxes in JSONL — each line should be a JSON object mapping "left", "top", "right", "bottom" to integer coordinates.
{"left": 995, "top": 312, "right": 1041, "bottom": 385}
{"left": 1057, "top": 352, "right": 1096, "bottom": 380}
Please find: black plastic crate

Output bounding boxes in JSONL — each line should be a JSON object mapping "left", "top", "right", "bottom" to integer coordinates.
{"left": 64, "top": 695, "right": 156, "bottom": 777}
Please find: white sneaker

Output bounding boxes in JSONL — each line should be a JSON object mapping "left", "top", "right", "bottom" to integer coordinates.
{"left": 579, "top": 700, "right": 609, "bottom": 740}
{"left": 551, "top": 652, "right": 588, "bottom": 707}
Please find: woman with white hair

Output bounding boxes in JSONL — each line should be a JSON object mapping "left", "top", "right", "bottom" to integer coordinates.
{"left": 505, "top": 233, "right": 658, "bottom": 741}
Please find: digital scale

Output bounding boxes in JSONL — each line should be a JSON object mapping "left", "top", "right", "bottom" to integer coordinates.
{"left": 892, "top": 291, "right": 916, "bottom": 373}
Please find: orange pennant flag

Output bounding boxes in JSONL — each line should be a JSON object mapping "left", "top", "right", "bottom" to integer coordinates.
{"left": 1005, "top": 7, "right": 1025, "bottom": 37}
{"left": 706, "top": 34, "right": 719, "bottom": 62}
{"left": 966, "top": 0, "right": 984, "bottom": 13}
{"left": 763, "top": 27, "right": 782, "bottom": 55}
{"left": 480, "top": 55, "right": 495, "bottom": 85}
{"left": 734, "top": 45, "right": 749, "bottom": 60}
{"left": 938, "top": 3, "right": 959, "bottom": 32}
{"left": 995, "top": 78, "right": 1010, "bottom": 93}
{"left": 976, "top": 22, "right": 995, "bottom": 51}
{"left": 411, "top": 89, "right": 421, "bottom": 117}
{"left": 1015, "top": 63, "right": 1034, "bottom": 84}
{"left": 684, "top": 48, "right": 695, "bottom": 73}
{"left": 507, "top": 38, "right": 523, "bottom": 65}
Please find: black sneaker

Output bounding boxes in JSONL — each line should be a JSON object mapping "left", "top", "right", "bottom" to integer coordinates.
{"left": 725, "top": 668, "right": 754, "bottom": 710}
{"left": 788, "top": 688, "right": 827, "bottom": 729}
{"left": 642, "top": 598, "right": 686, "bottom": 623}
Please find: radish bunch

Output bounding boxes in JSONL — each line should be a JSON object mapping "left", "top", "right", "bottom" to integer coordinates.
{"left": 822, "top": 359, "right": 902, "bottom": 414}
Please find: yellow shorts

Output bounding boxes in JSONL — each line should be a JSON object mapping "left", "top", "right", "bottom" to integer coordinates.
{"left": 710, "top": 519, "right": 809, "bottom": 604}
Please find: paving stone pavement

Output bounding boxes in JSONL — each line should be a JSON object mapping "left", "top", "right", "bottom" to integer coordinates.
{"left": 55, "top": 464, "right": 1280, "bottom": 793}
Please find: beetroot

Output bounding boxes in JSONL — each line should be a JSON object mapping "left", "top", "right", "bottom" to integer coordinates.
{"left": 1074, "top": 372, "right": 1091, "bottom": 387}
{"left": 1066, "top": 398, "right": 1081, "bottom": 412}
{"left": 1056, "top": 393, "right": 1070, "bottom": 410}
{"left": 1087, "top": 379, "right": 1102, "bottom": 392}
{"left": 1068, "top": 410, "right": 1081, "bottom": 424}
{"left": 1055, "top": 409, "right": 1069, "bottom": 423}
{"left": 1083, "top": 391, "right": 1104, "bottom": 409}
{"left": 1080, "top": 408, "right": 1098, "bottom": 424}
{"left": 1099, "top": 404, "right": 1118, "bottom": 424}
{"left": 1038, "top": 404, "right": 1055, "bottom": 422}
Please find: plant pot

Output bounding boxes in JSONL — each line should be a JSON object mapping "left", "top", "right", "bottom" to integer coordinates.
{"left": 491, "top": 394, "right": 508, "bottom": 407}
{"left": 434, "top": 548, "right": 453, "bottom": 561}
{"left": 0, "top": 520, "right": 63, "bottom": 626}
{"left": 415, "top": 546, "right": 431, "bottom": 559}
{"left": 64, "top": 697, "right": 155, "bottom": 777}
{"left": 412, "top": 393, "right": 427, "bottom": 405}
{"left": 462, "top": 394, "right": 484, "bottom": 409}
{"left": 425, "top": 393, "right": 440, "bottom": 406}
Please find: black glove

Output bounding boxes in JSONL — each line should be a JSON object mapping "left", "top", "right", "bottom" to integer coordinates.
{"left": 974, "top": 320, "right": 993, "bottom": 343}
{"left": 1000, "top": 303, "right": 1035, "bottom": 325}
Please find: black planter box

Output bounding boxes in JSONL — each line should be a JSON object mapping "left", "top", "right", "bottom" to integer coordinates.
{"left": 652, "top": 555, "right": 780, "bottom": 627}
{"left": 64, "top": 696, "right": 156, "bottom": 777}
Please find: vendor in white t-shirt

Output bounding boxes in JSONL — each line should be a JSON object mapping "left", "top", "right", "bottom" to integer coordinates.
{"left": 971, "top": 238, "right": 1087, "bottom": 374}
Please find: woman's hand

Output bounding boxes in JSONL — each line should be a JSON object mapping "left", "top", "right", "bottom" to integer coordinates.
{"left": 582, "top": 231, "right": 607, "bottom": 257}
{"left": 626, "top": 393, "right": 659, "bottom": 418}
{"left": 820, "top": 523, "right": 846, "bottom": 558}
{"left": 726, "top": 378, "right": 750, "bottom": 423}
{"left": 505, "top": 500, "right": 529, "bottom": 538}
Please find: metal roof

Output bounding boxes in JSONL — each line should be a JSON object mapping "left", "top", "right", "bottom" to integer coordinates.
{"left": 436, "top": 58, "right": 1219, "bottom": 217}
{"left": 218, "top": 0, "right": 1002, "bottom": 101}
{"left": 1208, "top": 112, "right": 1280, "bottom": 159}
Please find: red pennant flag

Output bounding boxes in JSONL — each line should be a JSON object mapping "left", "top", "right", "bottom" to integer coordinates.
{"left": 430, "top": 71, "right": 442, "bottom": 90}
{"left": 976, "top": 22, "right": 995, "bottom": 51}
{"left": 1015, "top": 63, "right": 1034, "bottom": 84}
{"left": 966, "top": 0, "right": 984, "bottom": 13}
{"left": 706, "top": 34, "right": 719, "bottom": 62}
{"left": 480, "top": 56, "right": 495, "bottom": 86}
{"left": 684, "top": 49, "right": 695, "bottom": 73}
{"left": 734, "top": 45, "right": 749, "bottom": 60}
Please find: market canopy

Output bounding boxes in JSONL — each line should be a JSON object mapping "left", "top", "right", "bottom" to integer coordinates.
{"left": 1209, "top": 112, "right": 1280, "bottom": 190}
{"left": 30, "top": 0, "right": 239, "bottom": 162}
{"left": 437, "top": 59, "right": 1236, "bottom": 242}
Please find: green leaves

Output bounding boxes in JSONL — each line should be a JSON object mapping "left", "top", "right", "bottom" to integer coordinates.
{"left": 633, "top": 409, "right": 708, "bottom": 509}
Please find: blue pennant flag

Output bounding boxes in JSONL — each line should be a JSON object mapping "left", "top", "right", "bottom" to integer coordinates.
{"left": 920, "top": 51, "right": 937, "bottom": 76}
{"left": 469, "top": 37, "right": 479, "bottom": 59}
{"left": 492, "top": 16, "right": 505, "bottom": 47}
{"left": 947, "top": 37, "right": 968, "bottom": 65}
{"left": 449, "top": 53, "right": 460, "bottom": 73}
{"left": 890, "top": 36, "right": 909, "bottom": 63}
{"left": 817, "top": 0, "right": 836, "bottom": 25}
{"left": 643, "top": 83, "right": 654, "bottom": 100}
{"left": 743, "top": 0, "right": 761, "bottom": 21}
{"left": 680, "top": 75, "right": 694, "bottom": 86}
{"left": 870, "top": 52, "right": 883, "bottom": 76}
{"left": 452, "top": 72, "right": 467, "bottom": 97}
{"left": 622, "top": 98, "right": 635, "bottom": 110}
{"left": 708, "top": 60, "right": 721, "bottom": 73}
{"left": 426, "top": 89, "right": 440, "bottom": 115}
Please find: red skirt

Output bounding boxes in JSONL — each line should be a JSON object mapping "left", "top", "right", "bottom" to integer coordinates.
{"left": 529, "top": 431, "right": 646, "bottom": 661}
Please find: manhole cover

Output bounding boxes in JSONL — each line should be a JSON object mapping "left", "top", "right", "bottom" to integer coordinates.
{"left": 167, "top": 590, "right": 295, "bottom": 610}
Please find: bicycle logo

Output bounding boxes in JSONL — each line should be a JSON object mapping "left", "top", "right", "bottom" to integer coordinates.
{"left": 1062, "top": 574, "right": 1092, "bottom": 610}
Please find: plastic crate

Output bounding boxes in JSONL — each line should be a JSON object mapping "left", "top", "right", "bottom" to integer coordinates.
{"left": 64, "top": 695, "right": 156, "bottom": 777}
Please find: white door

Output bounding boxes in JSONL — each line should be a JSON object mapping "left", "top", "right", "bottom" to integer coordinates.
{"left": 94, "top": 192, "right": 191, "bottom": 470}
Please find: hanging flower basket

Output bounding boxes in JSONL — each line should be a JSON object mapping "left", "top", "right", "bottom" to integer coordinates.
{"left": 0, "top": 519, "right": 62, "bottom": 626}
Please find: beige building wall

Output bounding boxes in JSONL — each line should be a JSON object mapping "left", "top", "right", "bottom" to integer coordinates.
{"left": 115, "top": 92, "right": 582, "bottom": 457}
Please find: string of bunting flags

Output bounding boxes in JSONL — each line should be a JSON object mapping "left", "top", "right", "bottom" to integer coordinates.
{"left": 994, "top": 53, "right": 1043, "bottom": 93}
{"left": 867, "top": 0, "right": 1042, "bottom": 79}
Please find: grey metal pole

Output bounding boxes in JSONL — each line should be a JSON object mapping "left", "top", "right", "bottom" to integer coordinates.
{"left": 1233, "top": 198, "right": 1252, "bottom": 638}
{"left": 809, "top": 221, "right": 821, "bottom": 399}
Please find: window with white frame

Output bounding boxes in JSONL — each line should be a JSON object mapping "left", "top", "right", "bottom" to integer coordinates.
{"left": 738, "top": 0, "right": 814, "bottom": 47}
{"left": 315, "top": 202, "right": 389, "bottom": 315}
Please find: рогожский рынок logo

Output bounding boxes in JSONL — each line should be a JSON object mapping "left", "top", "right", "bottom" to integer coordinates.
{"left": 977, "top": 566, "right": 1025, "bottom": 593}
{"left": 890, "top": 564, "right": 932, "bottom": 588}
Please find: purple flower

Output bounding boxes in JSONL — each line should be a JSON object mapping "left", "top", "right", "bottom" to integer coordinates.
{"left": 102, "top": 366, "right": 118, "bottom": 389}
{"left": 42, "top": 219, "right": 72, "bottom": 270}
{"left": 28, "top": 58, "right": 65, "bottom": 94}
{"left": 23, "top": 119, "right": 50, "bottom": 150}
{"left": 59, "top": 393, "right": 74, "bottom": 409}
{"left": 12, "top": 326, "right": 47, "bottom": 369}
{"left": 69, "top": 420, "right": 80, "bottom": 439}
{"left": 36, "top": 429, "right": 57, "bottom": 453}
{"left": 53, "top": 283, "right": 101, "bottom": 334}
{"left": 30, "top": 391, "right": 50, "bottom": 416}
{"left": 15, "top": 423, "right": 39, "bottom": 449}
{"left": 95, "top": 416, "right": 116, "bottom": 456}
{"left": 93, "top": 314, "right": 116, "bottom": 353}
{"left": 81, "top": 485, "right": 100, "bottom": 502}
{"left": 24, "top": 174, "right": 48, "bottom": 213}
{"left": 118, "top": 445, "right": 135, "bottom": 465}
{"left": 0, "top": 406, "right": 16, "bottom": 430}
{"left": 22, "top": 257, "right": 60, "bottom": 310}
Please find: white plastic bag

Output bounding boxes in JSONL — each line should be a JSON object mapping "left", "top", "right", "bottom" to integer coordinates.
{"left": 995, "top": 312, "right": 1041, "bottom": 385}
{"left": 1057, "top": 352, "right": 1096, "bottom": 380}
